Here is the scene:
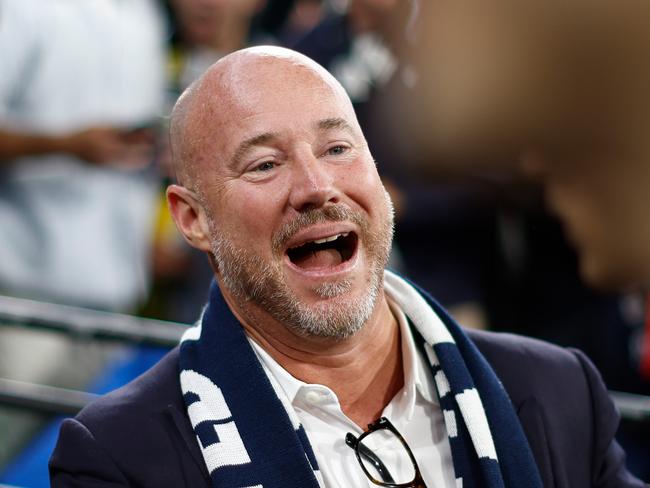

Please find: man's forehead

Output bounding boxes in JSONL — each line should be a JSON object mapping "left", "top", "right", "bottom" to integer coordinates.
{"left": 225, "top": 46, "right": 340, "bottom": 84}
{"left": 213, "top": 60, "right": 346, "bottom": 115}
{"left": 170, "top": 47, "right": 356, "bottom": 183}
{"left": 191, "top": 60, "right": 355, "bottom": 140}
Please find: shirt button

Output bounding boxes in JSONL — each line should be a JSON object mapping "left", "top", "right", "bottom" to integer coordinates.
{"left": 304, "top": 390, "right": 324, "bottom": 404}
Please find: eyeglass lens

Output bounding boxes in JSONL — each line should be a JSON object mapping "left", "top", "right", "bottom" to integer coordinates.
{"left": 358, "top": 429, "right": 417, "bottom": 485}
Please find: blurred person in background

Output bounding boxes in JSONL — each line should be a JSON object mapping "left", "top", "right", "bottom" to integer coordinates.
{"left": 166, "top": 0, "right": 269, "bottom": 98}
{"left": 0, "top": 0, "right": 167, "bottom": 467}
{"left": 0, "top": 0, "right": 166, "bottom": 311}
{"left": 521, "top": 136, "right": 650, "bottom": 482}
{"left": 378, "top": 0, "right": 649, "bottom": 388}
{"left": 515, "top": 10, "right": 650, "bottom": 476}
{"left": 276, "top": 0, "right": 324, "bottom": 47}
{"left": 512, "top": 2, "right": 650, "bottom": 292}
{"left": 386, "top": 0, "right": 650, "bottom": 478}
{"left": 395, "top": 0, "right": 650, "bottom": 381}
{"left": 513, "top": 0, "right": 650, "bottom": 401}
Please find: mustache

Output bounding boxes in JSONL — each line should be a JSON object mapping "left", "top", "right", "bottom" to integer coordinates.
{"left": 272, "top": 204, "right": 368, "bottom": 253}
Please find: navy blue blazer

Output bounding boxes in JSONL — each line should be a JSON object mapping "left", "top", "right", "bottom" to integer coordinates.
{"left": 49, "top": 330, "right": 645, "bottom": 487}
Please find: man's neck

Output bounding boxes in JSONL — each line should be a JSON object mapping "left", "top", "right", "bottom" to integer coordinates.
{"left": 223, "top": 288, "right": 404, "bottom": 428}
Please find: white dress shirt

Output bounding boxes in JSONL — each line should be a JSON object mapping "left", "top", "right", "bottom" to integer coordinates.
{"left": 249, "top": 295, "right": 456, "bottom": 488}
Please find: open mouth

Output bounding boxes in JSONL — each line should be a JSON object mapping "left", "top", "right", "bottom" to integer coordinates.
{"left": 286, "top": 232, "right": 358, "bottom": 271}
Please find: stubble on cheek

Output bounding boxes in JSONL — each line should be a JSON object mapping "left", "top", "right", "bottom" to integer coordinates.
{"left": 207, "top": 191, "right": 394, "bottom": 339}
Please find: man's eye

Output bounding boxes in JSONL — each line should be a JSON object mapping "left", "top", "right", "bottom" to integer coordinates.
{"left": 255, "top": 161, "right": 275, "bottom": 172}
{"left": 327, "top": 145, "right": 348, "bottom": 156}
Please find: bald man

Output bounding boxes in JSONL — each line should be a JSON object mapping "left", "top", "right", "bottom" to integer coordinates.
{"left": 49, "top": 47, "right": 643, "bottom": 488}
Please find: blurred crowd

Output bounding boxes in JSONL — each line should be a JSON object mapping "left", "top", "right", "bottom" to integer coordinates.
{"left": 0, "top": 0, "right": 649, "bottom": 474}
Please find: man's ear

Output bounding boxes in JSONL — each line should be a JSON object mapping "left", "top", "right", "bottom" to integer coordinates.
{"left": 166, "top": 184, "right": 212, "bottom": 252}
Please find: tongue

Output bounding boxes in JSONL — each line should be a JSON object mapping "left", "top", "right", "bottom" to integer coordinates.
{"left": 294, "top": 248, "right": 342, "bottom": 270}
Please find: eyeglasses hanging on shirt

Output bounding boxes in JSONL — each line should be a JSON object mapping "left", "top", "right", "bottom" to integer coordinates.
{"left": 345, "top": 417, "right": 428, "bottom": 488}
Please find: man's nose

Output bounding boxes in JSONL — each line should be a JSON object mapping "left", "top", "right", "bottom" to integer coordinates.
{"left": 288, "top": 154, "right": 340, "bottom": 212}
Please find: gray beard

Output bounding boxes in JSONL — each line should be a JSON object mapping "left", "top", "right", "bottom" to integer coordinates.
{"left": 209, "top": 194, "right": 394, "bottom": 340}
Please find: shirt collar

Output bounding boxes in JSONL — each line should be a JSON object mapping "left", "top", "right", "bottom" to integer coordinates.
{"left": 248, "top": 290, "right": 439, "bottom": 413}
{"left": 386, "top": 294, "right": 438, "bottom": 410}
{"left": 249, "top": 336, "right": 305, "bottom": 405}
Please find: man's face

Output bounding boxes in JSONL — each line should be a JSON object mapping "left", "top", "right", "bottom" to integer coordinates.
{"left": 193, "top": 60, "right": 394, "bottom": 338}
{"left": 522, "top": 144, "right": 650, "bottom": 289}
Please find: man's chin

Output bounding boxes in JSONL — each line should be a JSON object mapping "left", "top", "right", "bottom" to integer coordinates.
{"left": 283, "top": 265, "right": 360, "bottom": 299}
{"left": 291, "top": 269, "right": 380, "bottom": 306}
{"left": 294, "top": 282, "right": 361, "bottom": 309}
{"left": 279, "top": 278, "right": 381, "bottom": 339}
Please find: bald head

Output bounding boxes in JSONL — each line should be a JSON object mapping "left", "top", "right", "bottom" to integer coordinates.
{"left": 165, "top": 45, "right": 391, "bottom": 337}
{"left": 169, "top": 46, "right": 354, "bottom": 190}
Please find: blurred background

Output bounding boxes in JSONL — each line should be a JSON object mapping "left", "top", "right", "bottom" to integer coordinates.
{"left": 0, "top": 0, "right": 648, "bottom": 485}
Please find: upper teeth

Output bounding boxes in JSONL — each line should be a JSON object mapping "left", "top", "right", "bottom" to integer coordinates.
{"left": 312, "top": 232, "right": 348, "bottom": 245}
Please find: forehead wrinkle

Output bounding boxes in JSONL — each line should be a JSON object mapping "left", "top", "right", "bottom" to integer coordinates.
{"left": 231, "top": 131, "right": 280, "bottom": 169}
{"left": 316, "top": 117, "right": 355, "bottom": 134}
{"left": 317, "top": 117, "right": 370, "bottom": 154}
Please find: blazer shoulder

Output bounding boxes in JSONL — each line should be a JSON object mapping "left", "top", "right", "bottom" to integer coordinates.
{"left": 75, "top": 346, "right": 183, "bottom": 433}
{"left": 466, "top": 328, "right": 581, "bottom": 367}
{"left": 465, "top": 329, "right": 592, "bottom": 404}
{"left": 465, "top": 330, "right": 645, "bottom": 487}
{"left": 51, "top": 346, "right": 210, "bottom": 486}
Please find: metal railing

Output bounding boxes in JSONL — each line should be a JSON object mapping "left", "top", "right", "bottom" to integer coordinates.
{"left": 0, "top": 294, "right": 649, "bottom": 421}
{"left": 0, "top": 378, "right": 98, "bottom": 416}
{"left": 0, "top": 294, "right": 187, "bottom": 415}
{"left": 0, "top": 295, "right": 186, "bottom": 347}
{"left": 610, "top": 390, "right": 650, "bottom": 422}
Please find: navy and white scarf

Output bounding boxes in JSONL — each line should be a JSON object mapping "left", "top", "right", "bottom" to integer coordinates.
{"left": 179, "top": 270, "right": 542, "bottom": 488}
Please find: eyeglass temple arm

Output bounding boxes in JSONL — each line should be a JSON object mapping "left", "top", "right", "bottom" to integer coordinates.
{"left": 346, "top": 433, "right": 396, "bottom": 484}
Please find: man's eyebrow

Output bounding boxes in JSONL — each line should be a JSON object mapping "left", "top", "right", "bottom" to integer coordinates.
{"left": 231, "top": 132, "right": 278, "bottom": 168}
{"left": 316, "top": 117, "right": 354, "bottom": 134}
